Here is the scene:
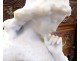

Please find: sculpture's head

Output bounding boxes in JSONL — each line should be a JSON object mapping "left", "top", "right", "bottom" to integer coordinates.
{"left": 3, "top": 0, "right": 72, "bottom": 37}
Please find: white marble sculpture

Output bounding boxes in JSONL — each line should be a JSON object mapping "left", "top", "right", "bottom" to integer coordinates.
{"left": 3, "top": 0, "right": 71, "bottom": 61}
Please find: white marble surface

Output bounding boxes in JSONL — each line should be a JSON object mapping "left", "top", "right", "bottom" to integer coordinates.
{"left": 3, "top": 0, "right": 71, "bottom": 61}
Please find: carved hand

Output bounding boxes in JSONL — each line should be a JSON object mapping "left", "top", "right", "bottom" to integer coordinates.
{"left": 44, "top": 35, "right": 69, "bottom": 61}
{"left": 44, "top": 35, "right": 63, "bottom": 54}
